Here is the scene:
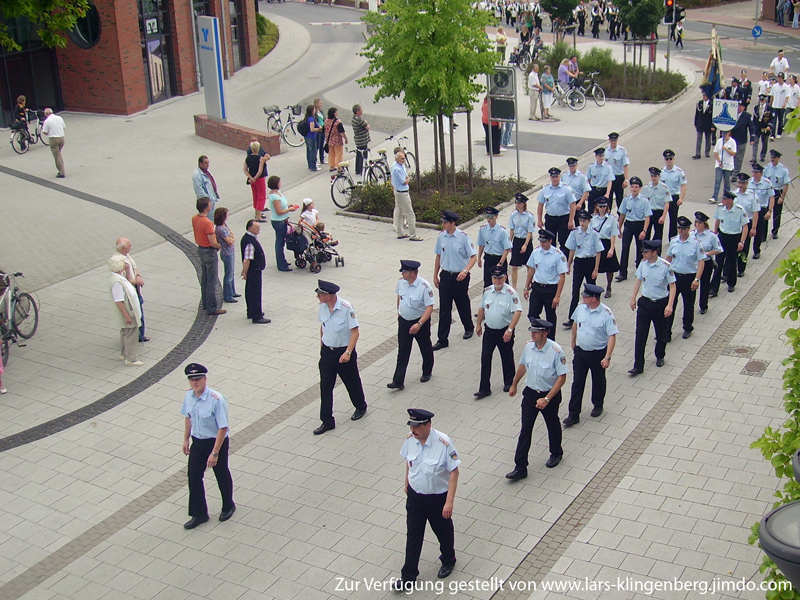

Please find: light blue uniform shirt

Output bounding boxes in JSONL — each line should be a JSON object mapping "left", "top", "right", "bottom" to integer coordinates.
{"left": 591, "top": 213, "right": 620, "bottom": 239}
{"left": 635, "top": 257, "right": 676, "bottom": 300}
{"left": 713, "top": 203, "right": 749, "bottom": 235}
{"left": 478, "top": 222, "right": 513, "bottom": 256}
{"left": 435, "top": 228, "right": 477, "bottom": 272}
{"left": 527, "top": 246, "right": 568, "bottom": 284}
{"left": 667, "top": 236, "right": 705, "bottom": 274}
{"left": 565, "top": 227, "right": 604, "bottom": 258}
{"left": 734, "top": 189, "right": 759, "bottom": 220}
{"left": 660, "top": 165, "right": 687, "bottom": 196}
{"left": 397, "top": 276, "right": 435, "bottom": 320}
{"left": 391, "top": 160, "right": 409, "bottom": 191}
{"left": 508, "top": 210, "right": 537, "bottom": 239}
{"left": 619, "top": 195, "right": 653, "bottom": 222}
{"left": 181, "top": 386, "right": 229, "bottom": 439}
{"left": 571, "top": 302, "right": 619, "bottom": 351}
{"left": 604, "top": 145, "right": 630, "bottom": 176}
{"left": 562, "top": 170, "right": 591, "bottom": 199}
{"left": 587, "top": 162, "right": 614, "bottom": 188}
{"left": 692, "top": 228, "right": 723, "bottom": 261}
{"left": 481, "top": 283, "right": 522, "bottom": 329}
{"left": 319, "top": 297, "right": 359, "bottom": 347}
{"left": 641, "top": 181, "right": 671, "bottom": 211}
{"left": 520, "top": 339, "right": 569, "bottom": 391}
{"left": 537, "top": 182, "right": 577, "bottom": 216}
{"left": 748, "top": 176, "right": 774, "bottom": 209}
{"left": 764, "top": 162, "right": 790, "bottom": 192}
{"left": 401, "top": 428, "right": 460, "bottom": 495}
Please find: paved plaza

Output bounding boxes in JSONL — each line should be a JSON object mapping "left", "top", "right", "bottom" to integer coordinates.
{"left": 0, "top": 1, "right": 799, "bottom": 598}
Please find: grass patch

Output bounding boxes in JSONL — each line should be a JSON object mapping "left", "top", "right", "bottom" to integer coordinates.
{"left": 348, "top": 165, "right": 532, "bottom": 225}
{"left": 257, "top": 13, "right": 279, "bottom": 59}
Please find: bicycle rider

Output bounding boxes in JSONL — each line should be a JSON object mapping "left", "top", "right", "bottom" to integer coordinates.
{"left": 13, "top": 95, "right": 29, "bottom": 149}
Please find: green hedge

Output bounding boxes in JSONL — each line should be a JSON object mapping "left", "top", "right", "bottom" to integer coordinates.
{"left": 348, "top": 166, "right": 532, "bottom": 225}
{"left": 256, "top": 14, "right": 279, "bottom": 59}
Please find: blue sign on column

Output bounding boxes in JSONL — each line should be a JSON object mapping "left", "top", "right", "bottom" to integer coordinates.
{"left": 752, "top": 25, "right": 763, "bottom": 38}
{"left": 197, "top": 15, "right": 226, "bottom": 121}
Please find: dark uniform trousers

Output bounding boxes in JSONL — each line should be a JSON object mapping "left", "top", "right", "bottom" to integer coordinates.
{"left": 528, "top": 282, "right": 558, "bottom": 341}
{"left": 646, "top": 210, "right": 664, "bottom": 254}
{"left": 754, "top": 207, "right": 769, "bottom": 255}
{"left": 545, "top": 214, "right": 571, "bottom": 251}
{"left": 568, "top": 346, "right": 607, "bottom": 417}
{"left": 667, "top": 272, "right": 696, "bottom": 335}
{"left": 244, "top": 268, "right": 264, "bottom": 320}
{"left": 482, "top": 254, "right": 503, "bottom": 288}
{"left": 737, "top": 220, "right": 753, "bottom": 275}
{"left": 402, "top": 487, "right": 455, "bottom": 582}
{"left": 568, "top": 257, "right": 597, "bottom": 319}
{"left": 711, "top": 232, "right": 741, "bottom": 293}
{"left": 698, "top": 259, "right": 714, "bottom": 312}
{"left": 188, "top": 436, "right": 234, "bottom": 518}
{"left": 319, "top": 345, "right": 367, "bottom": 427}
{"left": 634, "top": 296, "right": 669, "bottom": 371}
{"left": 393, "top": 317, "right": 434, "bottom": 385}
{"left": 135, "top": 284, "right": 146, "bottom": 341}
{"left": 610, "top": 174, "right": 625, "bottom": 210}
{"left": 619, "top": 220, "right": 645, "bottom": 278}
{"left": 437, "top": 270, "right": 473, "bottom": 343}
{"left": 668, "top": 195, "right": 680, "bottom": 240}
{"left": 514, "top": 387, "right": 563, "bottom": 471}
{"left": 773, "top": 193, "right": 784, "bottom": 237}
{"left": 587, "top": 187, "right": 606, "bottom": 214}
{"left": 478, "top": 326, "right": 515, "bottom": 393}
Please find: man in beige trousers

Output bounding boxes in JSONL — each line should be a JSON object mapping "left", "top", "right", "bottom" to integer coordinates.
{"left": 42, "top": 108, "right": 66, "bottom": 178}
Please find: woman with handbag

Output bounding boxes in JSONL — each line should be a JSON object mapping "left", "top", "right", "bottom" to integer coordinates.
{"left": 324, "top": 107, "right": 348, "bottom": 172}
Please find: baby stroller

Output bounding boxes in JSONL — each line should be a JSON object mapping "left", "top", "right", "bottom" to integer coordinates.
{"left": 286, "top": 221, "right": 344, "bottom": 273}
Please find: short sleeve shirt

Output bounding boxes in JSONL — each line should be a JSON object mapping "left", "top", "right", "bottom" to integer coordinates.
{"left": 590, "top": 213, "right": 620, "bottom": 239}
{"left": 519, "top": 339, "right": 569, "bottom": 391}
{"left": 481, "top": 283, "right": 522, "bottom": 329}
{"left": 537, "top": 183, "right": 577, "bottom": 216}
{"left": 713, "top": 203, "right": 749, "bottom": 234}
{"left": 748, "top": 176, "right": 774, "bottom": 208}
{"left": 527, "top": 246, "right": 568, "bottom": 284}
{"left": 641, "top": 181, "right": 671, "bottom": 211}
{"left": 401, "top": 428, "right": 460, "bottom": 495}
{"left": 571, "top": 302, "right": 619, "bottom": 351}
{"left": 319, "top": 297, "right": 359, "bottom": 347}
{"left": 619, "top": 195, "right": 653, "bottom": 222}
{"left": 604, "top": 146, "right": 630, "bottom": 176}
{"left": 635, "top": 258, "right": 676, "bottom": 300}
{"left": 587, "top": 162, "right": 614, "bottom": 188}
{"left": 734, "top": 189, "right": 759, "bottom": 220}
{"left": 192, "top": 214, "right": 215, "bottom": 247}
{"left": 181, "top": 386, "right": 230, "bottom": 439}
{"left": 565, "top": 227, "right": 604, "bottom": 258}
{"left": 435, "top": 228, "right": 477, "bottom": 272}
{"left": 667, "top": 236, "right": 705, "bottom": 274}
{"left": 509, "top": 210, "right": 537, "bottom": 238}
{"left": 660, "top": 165, "right": 686, "bottom": 195}
{"left": 692, "top": 229, "right": 722, "bottom": 260}
{"left": 477, "top": 223, "right": 513, "bottom": 255}
{"left": 397, "top": 276, "right": 435, "bottom": 320}
{"left": 562, "top": 170, "right": 591, "bottom": 198}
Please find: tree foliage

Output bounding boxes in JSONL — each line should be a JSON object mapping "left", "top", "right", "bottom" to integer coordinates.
{"left": 0, "top": 0, "right": 89, "bottom": 51}
{"left": 541, "top": 0, "right": 578, "bottom": 23}
{"left": 618, "top": 0, "right": 663, "bottom": 39}
{"left": 359, "top": 0, "right": 496, "bottom": 119}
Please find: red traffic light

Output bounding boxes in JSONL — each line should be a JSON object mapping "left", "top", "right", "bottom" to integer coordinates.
{"left": 665, "top": 0, "right": 674, "bottom": 6}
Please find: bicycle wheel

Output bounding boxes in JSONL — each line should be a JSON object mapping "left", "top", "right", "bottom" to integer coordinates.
{"left": 11, "top": 131, "right": 28, "bottom": 154}
{"left": 37, "top": 125, "right": 49, "bottom": 146}
{"left": 331, "top": 175, "right": 354, "bottom": 209}
{"left": 365, "top": 164, "right": 387, "bottom": 185}
{"left": 592, "top": 85, "right": 606, "bottom": 107}
{"left": 404, "top": 151, "right": 417, "bottom": 179}
{"left": 1, "top": 336, "right": 8, "bottom": 367}
{"left": 13, "top": 293, "right": 39, "bottom": 339}
{"left": 282, "top": 121, "right": 305, "bottom": 148}
{"left": 518, "top": 52, "right": 530, "bottom": 71}
{"left": 567, "top": 89, "right": 586, "bottom": 111}
{"left": 267, "top": 115, "right": 280, "bottom": 134}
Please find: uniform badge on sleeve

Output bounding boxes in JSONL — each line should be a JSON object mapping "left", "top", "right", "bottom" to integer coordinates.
{"left": 512, "top": 296, "right": 518, "bottom": 304}
{"left": 561, "top": 356, "right": 567, "bottom": 364}
{"left": 350, "top": 311, "right": 356, "bottom": 318}
{"left": 429, "top": 291, "right": 434, "bottom": 297}
{"left": 450, "top": 451, "right": 458, "bottom": 460}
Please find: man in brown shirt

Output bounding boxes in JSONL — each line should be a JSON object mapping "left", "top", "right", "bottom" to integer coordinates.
{"left": 192, "top": 197, "right": 226, "bottom": 316}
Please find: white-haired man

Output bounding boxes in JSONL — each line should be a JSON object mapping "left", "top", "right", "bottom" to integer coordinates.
{"left": 108, "top": 254, "right": 142, "bottom": 366}
{"left": 41, "top": 108, "right": 66, "bottom": 178}
{"left": 115, "top": 238, "right": 148, "bottom": 342}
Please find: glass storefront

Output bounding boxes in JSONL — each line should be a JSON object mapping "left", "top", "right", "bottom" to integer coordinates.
{"left": 139, "top": 0, "right": 175, "bottom": 104}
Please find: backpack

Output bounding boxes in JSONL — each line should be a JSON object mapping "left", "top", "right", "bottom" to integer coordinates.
{"left": 297, "top": 119, "right": 309, "bottom": 136}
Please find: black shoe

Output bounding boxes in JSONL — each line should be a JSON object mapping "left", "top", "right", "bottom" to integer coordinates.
{"left": 615, "top": 275, "right": 627, "bottom": 282}
{"left": 56, "top": 173, "right": 65, "bottom": 178}
{"left": 700, "top": 308, "right": 707, "bottom": 314}
{"left": 473, "top": 390, "right": 491, "bottom": 399}
{"left": 139, "top": 336, "right": 150, "bottom": 342}
{"left": 438, "top": 563, "right": 455, "bottom": 579}
{"left": 420, "top": 374, "right": 431, "bottom": 383}
{"left": 505, "top": 468, "right": 528, "bottom": 481}
{"left": 233, "top": 293, "right": 242, "bottom": 297}
{"left": 252, "top": 317, "right": 272, "bottom": 324}
{"left": 278, "top": 267, "right": 293, "bottom": 272}
{"left": 392, "top": 580, "right": 412, "bottom": 594}
{"left": 351, "top": 407, "right": 367, "bottom": 421}
{"left": 753, "top": 252, "right": 761, "bottom": 260}
{"left": 682, "top": 330, "right": 692, "bottom": 339}
{"left": 545, "top": 454, "right": 562, "bottom": 468}
{"left": 313, "top": 423, "right": 335, "bottom": 435}
{"left": 562, "top": 320, "right": 574, "bottom": 329}
{"left": 656, "top": 358, "right": 665, "bottom": 367}
{"left": 387, "top": 381, "right": 404, "bottom": 390}
{"left": 728, "top": 285, "right": 735, "bottom": 293}
{"left": 219, "top": 505, "right": 236, "bottom": 522}
{"left": 737, "top": 271, "right": 744, "bottom": 278}
{"left": 709, "top": 291, "right": 717, "bottom": 298}
{"left": 628, "top": 367, "right": 643, "bottom": 376}
{"left": 721, "top": 275, "right": 727, "bottom": 282}
{"left": 225, "top": 299, "right": 239, "bottom": 303}
{"left": 590, "top": 407, "right": 603, "bottom": 417}
{"left": 773, "top": 232, "right": 779, "bottom": 240}
{"left": 432, "top": 341, "right": 449, "bottom": 351}
{"left": 503, "top": 384, "right": 511, "bottom": 392}
{"left": 562, "top": 415, "right": 580, "bottom": 428}
{"left": 692, "top": 155, "right": 701, "bottom": 160}
{"left": 183, "top": 515, "right": 209, "bottom": 529}
{"left": 463, "top": 329, "right": 474, "bottom": 340}
{"left": 705, "top": 153, "right": 710, "bottom": 158}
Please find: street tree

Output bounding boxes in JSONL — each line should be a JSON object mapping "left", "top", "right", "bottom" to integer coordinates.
{"left": 0, "top": 0, "right": 89, "bottom": 51}
{"left": 618, "top": 0, "right": 663, "bottom": 39}
{"left": 360, "top": 0, "right": 496, "bottom": 189}
{"left": 541, "top": 0, "right": 578, "bottom": 42}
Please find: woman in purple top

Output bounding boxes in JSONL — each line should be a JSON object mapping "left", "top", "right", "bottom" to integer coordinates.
{"left": 214, "top": 207, "right": 238, "bottom": 303}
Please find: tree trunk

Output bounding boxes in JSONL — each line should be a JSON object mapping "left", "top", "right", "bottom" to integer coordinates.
{"left": 466, "top": 109, "right": 473, "bottom": 193}
{"left": 437, "top": 113, "right": 447, "bottom": 190}
{"left": 412, "top": 116, "right": 421, "bottom": 192}
{"left": 449, "top": 114, "right": 456, "bottom": 193}
{"left": 433, "top": 117, "right": 440, "bottom": 189}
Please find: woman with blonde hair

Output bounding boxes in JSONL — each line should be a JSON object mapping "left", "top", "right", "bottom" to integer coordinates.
{"left": 496, "top": 26, "right": 508, "bottom": 62}
{"left": 244, "top": 140, "right": 269, "bottom": 221}
{"left": 108, "top": 254, "right": 143, "bottom": 366}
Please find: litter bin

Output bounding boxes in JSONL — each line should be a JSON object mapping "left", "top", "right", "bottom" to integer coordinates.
{"left": 758, "top": 449, "right": 800, "bottom": 589}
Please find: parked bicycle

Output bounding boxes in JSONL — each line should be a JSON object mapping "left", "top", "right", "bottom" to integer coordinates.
{"left": 364, "top": 147, "right": 391, "bottom": 184}
{"left": 262, "top": 104, "right": 305, "bottom": 148}
{"left": 554, "top": 81, "right": 586, "bottom": 111}
{"left": 0, "top": 272, "right": 39, "bottom": 366}
{"left": 10, "top": 109, "right": 49, "bottom": 155}
{"left": 330, "top": 160, "right": 358, "bottom": 209}
{"left": 383, "top": 135, "right": 417, "bottom": 179}
{"left": 576, "top": 71, "right": 606, "bottom": 107}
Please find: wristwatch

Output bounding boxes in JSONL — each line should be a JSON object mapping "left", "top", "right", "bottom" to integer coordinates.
{"left": 212, "top": 452, "right": 219, "bottom": 457}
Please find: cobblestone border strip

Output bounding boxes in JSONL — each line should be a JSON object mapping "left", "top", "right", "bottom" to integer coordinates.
{"left": 0, "top": 166, "right": 219, "bottom": 454}
{"left": 491, "top": 236, "right": 799, "bottom": 600}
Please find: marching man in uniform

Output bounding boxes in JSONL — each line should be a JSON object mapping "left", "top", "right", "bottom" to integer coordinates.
{"left": 477, "top": 207, "right": 513, "bottom": 287}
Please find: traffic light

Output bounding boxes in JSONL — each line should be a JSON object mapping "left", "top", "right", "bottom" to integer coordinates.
{"left": 675, "top": 5, "right": 686, "bottom": 22}
{"left": 664, "top": 0, "right": 675, "bottom": 24}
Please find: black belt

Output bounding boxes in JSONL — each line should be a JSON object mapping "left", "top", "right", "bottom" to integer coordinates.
{"left": 533, "top": 282, "right": 558, "bottom": 288}
{"left": 322, "top": 344, "right": 348, "bottom": 351}
{"left": 442, "top": 269, "right": 465, "bottom": 275}
{"left": 592, "top": 186, "right": 606, "bottom": 191}
{"left": 641, "top": 296, "right": 668, "bottom": 303}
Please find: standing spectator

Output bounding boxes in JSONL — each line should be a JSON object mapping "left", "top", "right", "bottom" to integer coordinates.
{"left": 243, "top": 141, "right": 269, "bottom": 222}
{"left": 303, "top": 105, "right": 322, "bottom": 171}
{"left": 496, "top": 26, "right": 508, "bottom": 62}
{"left": 351, "top": 104, "right": 371, "bottom": 176}
{"left": 314, "top": 98, "right": 326, "bottom": 165}
{"left": 777, "top": 0, "right": 786, "bottom": 25}
{"left": 240, "top": 220, "right": 271, "bottom": 324}
{"left": 392, "top": 152, "right": 422, "bottom": 241}
{"left": 710, "top": 130, "right": 736, "bottom": 203}
{"left": 693, "top": 90, "right": 714, "bottom": 159}
{"left": 787, "top": 74, "right": 800, "bottom": 116}
{"left": 729, "top": 103, "right": 753, "bottom": 180}
{"left": 481, "top": 96, "right": 502, "bottom": 156}
{"left": 108, "top": 254, "right": 143, "bottom": 366}
{"left": 268, "top": 176, "right": 299, "bottom": 272}
{"left": 192, "top": 156, "right": 220, "bottom": 220}
{"left": 324, "top": 107, "right": 348, "bottom": 172}
{"left": 214, "top": 208, "right": 238, "bottom": 305}
{"left": 41, "top": 108, "right": 66, "bottom": 178}
{"left": 528, "top": 64, "right": 542, "bottom": 120}
{"left": 501, "top": 119, "right": 514, "bottom": 150}
{"left": 794, "top": 0, "right": 800, "bottom": 27}
{"left": 557, "top": 58, "right": 571, "bottom": 90}
{"left": 181, "top": 363, "right": 235, "bottom": 529}
{"left": 115, "top": 237, "right": 149, "bottom": 342}
{"left": 13, "top": 95, "right": 28, "bottom": 149}
{"left": 192, "top": 197, "right": 226, "bottom": 316}
{"left": 540, "top": 65, "right": 555, "bottom": 119}
{"left": 0, "top": 361, "right": 5, "bottom": 394}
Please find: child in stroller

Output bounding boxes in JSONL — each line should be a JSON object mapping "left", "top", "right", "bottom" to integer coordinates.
{"left": 286, "top": 199, "right": 344, "bottom": 273}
